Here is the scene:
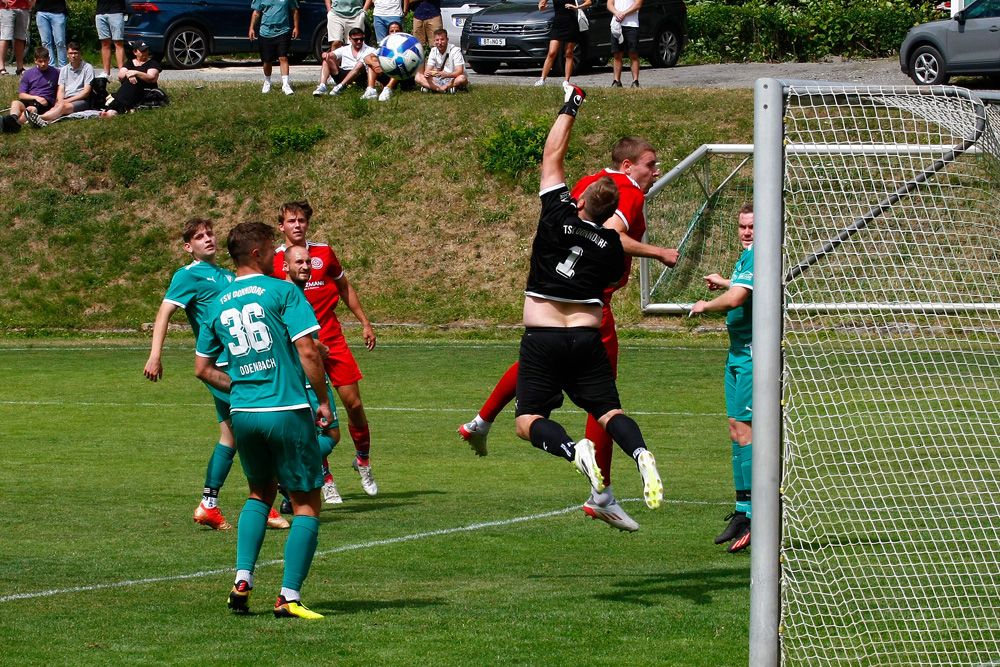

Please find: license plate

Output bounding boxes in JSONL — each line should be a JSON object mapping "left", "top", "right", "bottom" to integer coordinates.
{"left": 479, "top": 37, "right": 505, "bottom": 46}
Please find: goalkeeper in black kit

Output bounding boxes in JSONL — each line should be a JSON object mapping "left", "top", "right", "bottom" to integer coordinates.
{"left": 512, "top": 82, "right": 664, "bottom": 511}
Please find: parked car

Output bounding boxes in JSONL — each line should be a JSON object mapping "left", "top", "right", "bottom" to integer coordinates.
{"left": 441, "top": 0, "right": 502, "bottom": 45}
{"left": 124, "top": 0, "right": 331, "bottom": 69}
{"left": 460, "top": 0, "right": 685, "bottom": 75}
{"left": 899, "top": 0, "right": 1000, "bottom": 85}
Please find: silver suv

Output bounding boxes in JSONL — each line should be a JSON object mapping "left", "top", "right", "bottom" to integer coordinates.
{"left": 900, "top": 0, "right": 1000, "bottom": 85}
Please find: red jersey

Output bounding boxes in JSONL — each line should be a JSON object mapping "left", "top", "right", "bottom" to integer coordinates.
{"left": 572, "top": 168, "right": 647, "bottom": 300}
{"left": 273, "top": 241, "right": 346, "bottom": 343}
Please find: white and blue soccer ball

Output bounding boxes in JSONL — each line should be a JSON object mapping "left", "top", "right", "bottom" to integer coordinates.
{"left": 376, "top": 33, "right": 424, "bottom": 81}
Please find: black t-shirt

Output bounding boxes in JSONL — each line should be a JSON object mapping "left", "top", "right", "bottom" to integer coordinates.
{"left": 96, "top": 0, "right": 127, "bottom": 14}
{"left": 36, "top": 0, "right": 68, "bottom": 14}
{"left": 113, "top": 58, "right": 161, "bottom": 107}
{"left": 524, "top": 184, "right": 625, "bottom": 306}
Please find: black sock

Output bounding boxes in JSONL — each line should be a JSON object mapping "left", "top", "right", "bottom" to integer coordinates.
{"left": 528, "top": 418, "right": 575, "bottom": 461}
{"left": 604, "top": 414, "right": 646, "bottom": 460}
{"left": 277, "top": 484, "right": 291, "bottom": 502}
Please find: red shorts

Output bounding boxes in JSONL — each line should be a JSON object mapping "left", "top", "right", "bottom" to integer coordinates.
{"left": 599, "top": 303, "right": 619, "bottom": 378}
{"left": 321, "top": 332, "right": 363, "bottom": 387}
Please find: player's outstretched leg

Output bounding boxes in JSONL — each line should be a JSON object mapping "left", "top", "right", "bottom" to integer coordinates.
{"left": 583, "top": 485, "right": 639, "bottom": 532}
{"left": 603, "top": 414, "right": 662, "bottom": 509}
{"left": 273, "top": 515, "right": 323, "bottom": 619}
{"left": 458, "top": 361, "right": 520, "bottom": 457}
{"left": 195, "top": 442, "right": 236, "bottom": 530}
{"left": 560, "top": 81, "right": 586, "bottom": 117}
{"left": 523, "top": 417, "right": 605, "bottom": 493}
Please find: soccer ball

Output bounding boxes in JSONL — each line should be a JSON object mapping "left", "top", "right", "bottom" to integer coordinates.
{"left": 376, "top": 33, "right": 424, "bottom": 81}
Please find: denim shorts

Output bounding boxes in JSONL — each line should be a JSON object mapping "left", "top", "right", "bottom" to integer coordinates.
{"left": 95, "top": 13, "right": 125, "bottom": 41}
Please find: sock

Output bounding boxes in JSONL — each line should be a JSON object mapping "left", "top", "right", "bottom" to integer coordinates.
{"left": 280, "top": 586, "right": 300, "bottom": 603}
{"left": 740, "top": 443, "right": 753, "bottom": 519}
{"left": 205, "top": 443, "right": 236, "bottom": 491}
{"left": 527, "top": 418, "right": 575, "bottom": 461}
{"left": 235, "top": 569, "right": 254, "bottom": 588}
{"left": 470, "top": 414, "right": 492, "bottom": 433}
{"left": 480, "top": 362, "right": 518, "bottom": 422}
{"left": 264, "top": 75, "right": 271, "bottom": 83}
{"left": 736, "top": 490, "right": 750, "bottom": 516}
{"left": 585, "top": 414, "right": 613, "bottom": 487}
{"left": 281, "top": 75, "right": 290, "bottom": 86}
{"left": 349, "top": 423, "right": 371, "bottom": 463}
{"left": 559, "top": 82, "right": 585, "bottom": 117}
{"left": 235, "top": 498, "right": 270, "bottom": 573}
{"left": 604, "top": 414, "right": 646, "bottom": 461}
{"left": 731, "top": 441, "right": 743, "bottom": 503}
{"left": 322, "top": 458, "right": 332, "bottom": 479}
{"left": 318, "top": 433, "right": 336, "bottom": 459}
{"left": 281, "top": 515, "right": 320, "bottom": 593}
{"left": 202, "top": 486, "right": 219, "bottom": 509}
{"left": 591, "top": 484, "right": 615, "bottom": 506}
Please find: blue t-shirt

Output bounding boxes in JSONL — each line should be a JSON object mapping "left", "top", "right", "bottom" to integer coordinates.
{"left": 413, "top": 0, "right": 441, "bottom": 20}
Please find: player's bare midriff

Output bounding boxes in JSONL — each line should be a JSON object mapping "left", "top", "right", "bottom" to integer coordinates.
{"left": 522, "top": 295, "right": 602, "bottom": 328}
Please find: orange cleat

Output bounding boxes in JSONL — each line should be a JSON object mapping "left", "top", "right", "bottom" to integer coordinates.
{"left": 267, "top": 507, "right": 290, "bottom": 529}
{"left": 194, "top": 503, "right": 232, "bottom": 530}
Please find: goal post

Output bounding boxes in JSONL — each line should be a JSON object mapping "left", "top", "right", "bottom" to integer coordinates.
{"left": 752, "top": 79, "right": 1000, "bottom": 667}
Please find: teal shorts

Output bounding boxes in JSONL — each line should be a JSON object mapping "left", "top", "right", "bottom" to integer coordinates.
{"left": 308, "top": 384, "right": 340, "bottom": 432}
{"left": 201, "top": 380, "right": 231, "bottom": 422}
{"left": 725, "top": 344, "right": 753, "bottom": 422}
{"left": 230, "top": 408, "right": 324, "bottom": 492}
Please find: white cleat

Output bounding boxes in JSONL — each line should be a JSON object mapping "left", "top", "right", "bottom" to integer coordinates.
{"left": 322, "top": 478, "right": 343, "bottom": 504}
{"left": 353, "top": 458, "right": 378, "bottom": 496}
{"left": 457, "top": 421, "right": 489, "bottom": 457}
{"left": 573, "top": 439, "right": 605, "bottom": 494}
{"left": 636, "top": 450, "right": 663, "bottom": 509}
{"left": 583, "top": 497, "right": 639, "bottom": 532}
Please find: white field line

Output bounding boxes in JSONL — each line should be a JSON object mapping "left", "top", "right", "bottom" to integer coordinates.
{"left": 0, "top": 497, "right": 722, "bottom": 604}
{"left": 0, "top": 344, "right": 726, "bottom": 352}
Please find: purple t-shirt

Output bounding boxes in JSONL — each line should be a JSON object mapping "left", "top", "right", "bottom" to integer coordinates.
{"left": 19, "top": 66, "right": 61, "bottom": 105}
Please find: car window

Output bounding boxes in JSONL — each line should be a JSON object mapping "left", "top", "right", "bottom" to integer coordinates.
{"left": 965, "top": 0, "right": 1000, "bottom": 19}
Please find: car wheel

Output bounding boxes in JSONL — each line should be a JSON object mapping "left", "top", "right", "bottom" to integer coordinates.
{"left": 909, "top": 45, "right": 949, "bottom": 85}
{"left": 651, "top": 26, "right": 680, "bottom": 68}
{"left": 470, "top": 61, "right": 499, "bottom": 75}
{"left": 313, "top": 30, "right": 331, "bottom": 62}
{"left": 165, "top": 25, "right": 208, "bottom": 69}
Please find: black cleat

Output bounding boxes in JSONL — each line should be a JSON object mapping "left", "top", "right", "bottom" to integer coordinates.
{"left": 715, "top": 511, "right": 749, "bottom": 544}
{"left": 727, "top": 522, "right": 751, "bottom": 553}
{"left": 228, "top": 580, "right": 252, "bottom": 613}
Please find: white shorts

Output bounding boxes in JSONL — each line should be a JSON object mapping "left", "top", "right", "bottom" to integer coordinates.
{"left": 0, "top": 9, "right": 29, "bottom": 42}
{"left": 327, "top": 11, "right": 366, "bottom": 44}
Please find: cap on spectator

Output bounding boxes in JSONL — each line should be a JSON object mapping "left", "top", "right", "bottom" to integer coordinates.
{"left": 130, "top": 40, "right": 151, "bottom": 52}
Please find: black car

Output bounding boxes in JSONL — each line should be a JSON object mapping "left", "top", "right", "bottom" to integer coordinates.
{"left": 125, "top": 0, "right": 331, "bottom": 69}
{"left": 460, "top": 0, "right": 685, "bottom": 75}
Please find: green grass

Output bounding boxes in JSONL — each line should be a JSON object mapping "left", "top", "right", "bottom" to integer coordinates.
{"left": 0, "top": 336, "right": 749, "bottom": 666}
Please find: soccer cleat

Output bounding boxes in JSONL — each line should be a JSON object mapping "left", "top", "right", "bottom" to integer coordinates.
{"left": 261, "top": 80, "right": 271, "bottom": 94}
{"left": 267, "top": 507, "right": 290, "bottom": 529}
{"left": 715, "top": 511, "right": 750, "bottom": 545}
{"left": 610, "top": 79, "right": 623, "bottom": 87}
{"left": 562, "top": 80, "right": 585, "bottom": 104}
{"left": 583, "top": 497, "right": 639, "bottom": 532}
{"left": 534, "top": 77, "right": 546, "bottom": 86}
{"left": 323, "top": 477, "right": 343, "bottom": 504}
{"left": 361, "top": 86, "right": 378, "bottom": 100}
{"left": 727, "top": 523, "right": 751, "bottom": 553}
{"left": 458, "top": 421, "right": 489, "bottom": 457}
{"left": 313, "top": 83, "right": 328, "bottom": 96}
{"left": 573, "top": 439, "right": 606, "bottom": 494}
{"left": 26, "top": 110, "right": 48, "bottom": 128}
{"left": 353, "top": 458, "right": 378, "bottom": 496}
{"left": 378, "top": 86, "right": 392, "bottom": 102}
{"left": 274, "top": 595, "right": 323, "bottom": 619}
{"left": 330, "top": 84, "right": 343, "bottom": 96}
{"left": 228, "top": 580, "right": 252, "bottom": 613}
{"left": 636, "top": 450, "right": 663, "bottom": 509}
{"left": 280, "top": 498, "right": 293, "bottom": 514}
{"left": 194, "top": 503, "right": 232, "bottom": 530}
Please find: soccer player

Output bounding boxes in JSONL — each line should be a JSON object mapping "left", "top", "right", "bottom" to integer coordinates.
{"left": 690, "top": 203, "right": 754, "bottom": 553}
{"left": 271, "top": 201, "right": 379, "bottom": 498}
{"left": 512, "top": 82, "right": 663, "bottom": 513}
{"left": 458, "top": 137, "right": 678, "bottom": 532}
{"left": 144, "top": 218, "right": 288, "bottom": 531}
{"left": 196, "top": 222, "right": 333, "bottom": 620}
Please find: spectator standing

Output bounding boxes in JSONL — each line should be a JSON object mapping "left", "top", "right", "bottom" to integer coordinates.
{"left": 411, "top": 0, "right": 441, "bottom": 47}
{"left": 414, "top": 28, "right": 467, "bottom": 93}
{"left": 35, "top": 0, "right": 66, "bottom": 67}
{"left": 9, "top": 46, "right": 58, "bottom": 125}
{"left": 0, "top": 0, "right": 34, "bottom": 75}
{"left": 608, "top": 0, "right": 641, "bottom": 87}
{"left": 100, "top": 40, "right": 161, "bottom": 117}
{"left": 535, "top": 0, "right": 591, "bottom": 87}
{"left": 327, "top": 0, "right": 370, "bottom": 52}
{"left": 250, "top": 0, "right": 299, "bottom": 95}
{"left": 25, "top": 41, "right": 93, "bottom": 127}
{"left": 372, "top": 0, "right": 407, "bottom": 43}
{"left": 95, "top": 0, "right": 126, "bottom": 76}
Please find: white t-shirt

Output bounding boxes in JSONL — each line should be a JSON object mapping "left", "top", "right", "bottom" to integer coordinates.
{"left": 372, "top": 0, "right": 401, "bottom": 16}
{"left": 426, "top": 43, "right": 464, "bottom": 74}
{"left": 614, "top": 0, "right": 639, "bottom": 28}
{"left": 335, "top": 43, "right": 375, "bottom": 70}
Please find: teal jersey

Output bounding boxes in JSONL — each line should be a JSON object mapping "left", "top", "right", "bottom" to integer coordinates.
{"left": 726, "top": 244, "right": 753, "bottom": 348}
{"left": 196, "top": 274, "right": 321, "bottom": 413}
{"left": 251, "top": 0, "right": 298, "bottom": 38}
{"left": 163, "top": 260, "right": 236, "bottom": 341}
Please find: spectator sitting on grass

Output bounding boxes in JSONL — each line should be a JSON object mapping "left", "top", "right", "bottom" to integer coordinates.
{"left": 25, "top": 42, "right": 94, "bottom": 128}
{"left": 100, "top": 40, "right": 161, "bottom": 118}
{"left": 9, "top": 47, "right": 60, "bottom": 127}
{"left": 414, "top": 28, "right": 467, "bottom": 94}
{"left": 362, "top": 20, "right": 403, "bottom": 102}
{"left": 313, "top": 27, "right": 377, "bottom": 99}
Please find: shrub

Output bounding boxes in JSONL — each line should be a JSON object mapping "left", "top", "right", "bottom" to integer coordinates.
{"left": 477, "top": 117, "right": 548, "bottom": 181}
{"left": 268, "top": 124, "right": 327, "bottom": 154}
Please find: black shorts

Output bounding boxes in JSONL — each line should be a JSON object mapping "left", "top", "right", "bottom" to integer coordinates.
{"left": 27, "top": 99, "right": 53, "bottom": 114}
{"left": 259, "top": 32, "right": 291, "bottom": 62}
{"left": 515, "top": 326, "right": 622, "bottom": 419}
{"left": 614, "top": 26, "right": 640, "bottom": 55}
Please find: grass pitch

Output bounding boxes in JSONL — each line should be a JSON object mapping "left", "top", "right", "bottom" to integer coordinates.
{"left": 0, "top": 336, "right": 749, "bottom": 666}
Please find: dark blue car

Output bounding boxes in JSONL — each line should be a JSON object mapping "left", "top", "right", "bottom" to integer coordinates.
{"left": 125, "top": 0, "right": 331, "bottom": 69}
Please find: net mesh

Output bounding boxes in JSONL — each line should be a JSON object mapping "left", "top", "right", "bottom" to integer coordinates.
{"left": 779, "top": 85, "right": 1000, "bottom": 666}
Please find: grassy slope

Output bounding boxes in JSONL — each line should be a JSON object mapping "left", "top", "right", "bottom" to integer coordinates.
{"left": 0, "top": 80, "right": 752, "bottom": 331}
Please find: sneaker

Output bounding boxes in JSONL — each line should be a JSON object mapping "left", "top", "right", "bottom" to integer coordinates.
{"left": 583, "top": 497, "right": 639, "bottom": 532}
{"left": 573, "top": 439, "right": 605, "bottom": 494}
{"left": 534, "top": 77, "right": 545, "bottom": 86}
{"left": 228, "top": 580, "right": 252, "bottom": 613}
{"left": 420, "top": 86, "right": 430, "bottom": 93}
{"left": 715, "top": 511, "right": 750, "bottom": 544}
{"left": 635, "top": 450, "right": 663, "bottom": 509}
{"left": 273, "top": 595, "right": 323, "bottom": 619}
{"left": 261, "top": 80, "right": 272, "bottom": 94}
{"left": 631, "top": 80, "right": 640, "bottom": 88}
{"left": 353, "top": 458, "right": 378, "bottom": 496}
{"left": 378, "top": 86, "right": 392, "bottom": 102}
{"left": 458, "top": 421, "right": 489, "bottom": 457}
{"left": 267, "top": 507, "right": 290, "bottom": 529}
{"left": 280, "top": 498, "right": 293, "bottom": 514}
{"left": 194, "top": 503, "right": 232, "bottom": 530}
{"left": 282, "top": 83, "right": 294, "bottom": 95}
{"left": 361, "top": 86, "right": 378, "bottom": 100}
{"left": 330, "top": 84, "right": 343, "bottom": 96}
{"left": 313, "top": 83, "right": 328, "bottom": 96}
{"left": 610, "top": 79, "right": 623, "bottom": 87}
{"left": 323, "top": 477, "right": 343, "bottom": 504}
{"left": 727, "top": 522, "right": 751, "bottom": 553}
{"left": 446, "top": 86, "right": 456, "bottom": 94}
{"left": 25, "top": 110, "right": 48, "bottom": 128}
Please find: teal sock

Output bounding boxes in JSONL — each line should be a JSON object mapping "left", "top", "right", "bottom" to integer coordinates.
{"left": 731, "top": 441, "right": 743, "bottom": 501}
{"left": 205, "top": 443, "right": 236, "bottom": 490}
{"left": 740, "top": 443, "right": 753, "bottom": 519}
{"left": 236, "top": 499, "right": 270, "bottom": 572}
{"left": 318, "top": 433, "right": 337, "bottom": 459}
{"left": 282, "top": 515, "right": 320, "bottom": 592}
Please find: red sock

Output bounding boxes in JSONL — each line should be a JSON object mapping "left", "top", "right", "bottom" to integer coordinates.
{"left": 349, "top": 424, "right": 371, "bottom": 462}
{"left": 480, "top": 362, "right": 519, "bottom": 422}
{"left": 585, "top": 414, "right": 613, "bottom": 487}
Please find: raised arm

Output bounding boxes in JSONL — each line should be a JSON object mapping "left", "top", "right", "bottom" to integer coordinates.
{"left": 540, "top": 83, "right": 586, "bottom": 192}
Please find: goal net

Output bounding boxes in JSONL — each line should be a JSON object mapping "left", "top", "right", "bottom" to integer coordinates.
{"left": 767, "top": 83, "right": 1000, "bottom": 666}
